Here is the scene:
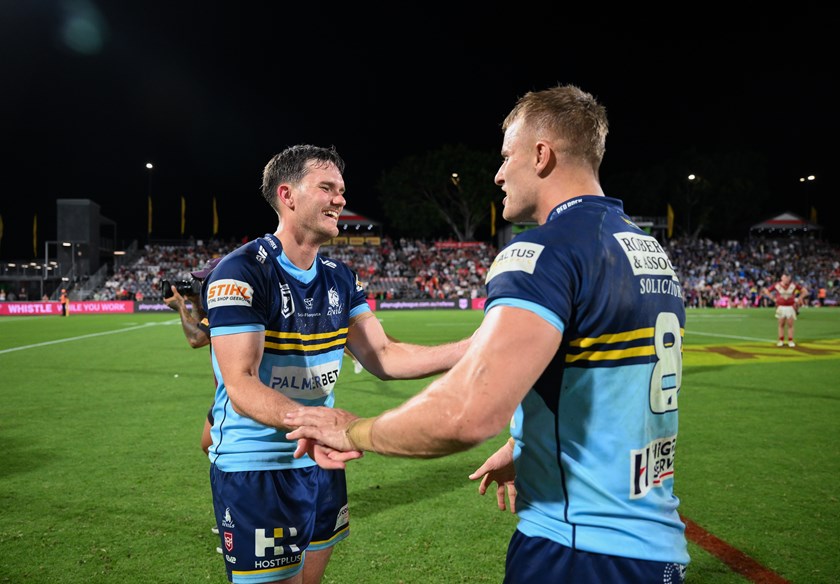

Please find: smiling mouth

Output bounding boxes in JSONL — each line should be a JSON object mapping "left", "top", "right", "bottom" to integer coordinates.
{"left": 323, "top": 209, "right": 340, "bottom": 220}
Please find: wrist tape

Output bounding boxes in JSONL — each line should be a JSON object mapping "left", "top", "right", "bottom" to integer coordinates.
{"left": 346, "top": 417, "right": 377, "bottom": 452}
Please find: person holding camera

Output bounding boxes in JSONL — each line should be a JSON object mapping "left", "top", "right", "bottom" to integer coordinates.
{"left": 163, "top": 263, "right": 217, "bottom": 355}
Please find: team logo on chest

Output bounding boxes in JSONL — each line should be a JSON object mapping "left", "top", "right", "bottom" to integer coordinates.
{"left": 326, "top": 287, "right": 343, "bottom": 316}
{"left": 280, "top": 283, "right": 294, "bottom": 318}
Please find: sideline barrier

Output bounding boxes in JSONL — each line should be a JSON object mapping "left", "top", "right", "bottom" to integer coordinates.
{"left": 0, "top": 298, "right": 490, "bottom": 316}
{"left": 0, "top": 301, "right": 135, "bottom": 316}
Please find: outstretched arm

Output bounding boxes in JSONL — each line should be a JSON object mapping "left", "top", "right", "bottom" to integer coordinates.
{"left": 286, "top": 306, "right": 562, "bottom": 459}
{"left": 346, "top": 311, "right": 472, "bottom": 380}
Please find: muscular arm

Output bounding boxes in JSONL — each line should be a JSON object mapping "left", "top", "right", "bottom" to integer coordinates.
{"left": 212, "top": 331, "right": 303, "bottom": 430}
{"left": 346, "top": 311, "right": 471, "bottom": 380}
{"left": 287, "top": 306, "right": 562, "bottom": 458}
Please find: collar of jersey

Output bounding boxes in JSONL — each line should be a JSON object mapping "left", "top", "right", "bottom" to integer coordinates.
{"left": 278, "top": 249, "right": 318, "bottom": 284}
{"left": 547, "top": 195, "right": 621, "bottom": 223}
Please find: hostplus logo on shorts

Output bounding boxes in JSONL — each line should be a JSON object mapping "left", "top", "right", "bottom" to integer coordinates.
{"left": 252, "top": 526, "right": 303, "bottom": 570}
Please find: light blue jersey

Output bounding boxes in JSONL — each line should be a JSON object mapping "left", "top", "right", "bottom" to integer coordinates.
{"left": 485, "top": 196, "right": 689, "bottom": 565}
{"left": 204, "top": 234, "right": 370, "bottom": 472}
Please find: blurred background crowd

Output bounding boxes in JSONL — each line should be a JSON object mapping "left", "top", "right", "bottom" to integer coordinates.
{"left": 3, "top": 234, "right": 833, "bottom": 308}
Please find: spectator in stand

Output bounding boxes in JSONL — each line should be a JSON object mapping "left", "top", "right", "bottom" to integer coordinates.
{"left": 762, "top": 272, "right": 809, "bottom": 347}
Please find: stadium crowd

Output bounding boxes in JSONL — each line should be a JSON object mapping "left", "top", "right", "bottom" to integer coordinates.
{"left": 77, "top": 235, "right": 840, "bottom": 307}
{"left": 90, "top": 237, "right": 496, "bottom": 302}
{"left": 662, "top": 236, "right": 839, "bottom": 308}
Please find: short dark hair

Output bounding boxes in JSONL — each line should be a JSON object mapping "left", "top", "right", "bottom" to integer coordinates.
{"left": 503, "top": 84, "right": 608, "bottom": 173}
{"left": 261, "top": 145, "right": 345, "bottom": 211}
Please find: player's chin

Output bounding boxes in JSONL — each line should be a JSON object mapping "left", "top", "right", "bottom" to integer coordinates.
{"left": 321, "top": 223, "right": 339, "bottom": 239}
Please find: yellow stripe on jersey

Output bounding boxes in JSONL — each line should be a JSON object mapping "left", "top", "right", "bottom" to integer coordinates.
{"left": 264, "top": 327, "right": 349, "bottom": 352}
{"left": 567, "top": 345, "right": 656, "bottom": 363}
{"left": 566, "top": 327, "right": 685, "bottom": 363}
{"left": 569, "top": 327, "right": 654, "bottom": 348}
{"left": 266, "top": 327, "right": 349, "bottom": 341}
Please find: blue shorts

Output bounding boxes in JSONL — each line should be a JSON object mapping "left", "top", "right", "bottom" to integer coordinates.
{"left": 504, "top": 530, "right": 687, "bottom": 584}
{"left": 210, "top": 464, "right": 349, "bottom": 583}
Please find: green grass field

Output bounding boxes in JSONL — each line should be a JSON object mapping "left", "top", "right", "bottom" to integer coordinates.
{"left": 1, "top": 307, "right": 838, "bottom": 583}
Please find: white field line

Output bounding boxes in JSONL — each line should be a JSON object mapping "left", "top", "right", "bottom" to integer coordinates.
{"left": 0, "top": 319, "right": 180, "bottom": 355}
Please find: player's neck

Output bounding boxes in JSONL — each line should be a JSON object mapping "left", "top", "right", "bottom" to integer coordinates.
{"left": 274, "top": 228, "right": 321, "bottom": 270}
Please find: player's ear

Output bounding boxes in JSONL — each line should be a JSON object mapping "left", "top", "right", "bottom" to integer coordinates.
{"left": 534, "top": 141, "right": 554, "bottom": 176}
{"left": 277, "top": 184, "right": 294, "bottom": 210}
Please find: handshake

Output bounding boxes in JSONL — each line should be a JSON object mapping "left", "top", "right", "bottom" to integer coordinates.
{"left": 285, "top": 407, "right": 367, "bottom": 469}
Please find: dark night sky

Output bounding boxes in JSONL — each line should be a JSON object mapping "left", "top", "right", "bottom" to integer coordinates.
{"left": 1, "top": 3, "right": 837, "bottom": 260}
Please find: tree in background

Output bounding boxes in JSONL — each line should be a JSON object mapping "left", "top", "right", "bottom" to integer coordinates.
{"left": 377, "top": 144, "right": 499, "bottom": 241}
{"left": 604, "top": 146, "right": 769, "bottom": 240}
{"left": 376, "top": 142, "right": 772, "bottom": 242}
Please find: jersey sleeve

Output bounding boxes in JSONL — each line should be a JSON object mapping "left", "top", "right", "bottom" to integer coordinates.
{"left": 484, "top": 234, "right": 575, "bottom": 331}
{"left": 205, "top": 244, "right": 273, "bottom": 331}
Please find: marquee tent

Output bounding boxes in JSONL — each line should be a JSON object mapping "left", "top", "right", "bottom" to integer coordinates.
{"left": 337, "top": 208, "right": 380, "bottom": 227}
{"left": 336, "top": 208, "right": 382, "bottom": 236}
{"left": 749, "top": 212, "right": 822, "bottom": 237}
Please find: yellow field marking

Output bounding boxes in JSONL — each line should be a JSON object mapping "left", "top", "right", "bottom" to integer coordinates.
{"left": 684, "top": 340, "right": 840, "bottom": 365}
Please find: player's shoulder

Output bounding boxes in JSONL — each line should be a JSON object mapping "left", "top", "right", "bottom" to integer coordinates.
{"left": 210, "top": 238, "right": 274, "bottom": 280}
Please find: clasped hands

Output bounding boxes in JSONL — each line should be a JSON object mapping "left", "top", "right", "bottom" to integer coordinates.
{"left": 285, "top": 407, "right": 364, "bottom": 470}
{"left": 286, "top": 406, "right": 518, "bottom": 514}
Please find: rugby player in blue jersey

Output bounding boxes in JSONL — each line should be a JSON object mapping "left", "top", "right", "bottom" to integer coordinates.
{"left": 204, "top": 144, "right": 471, "bottom": 584}
{"left": 286, "top": 86, "right": 689, "bottom": 583}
